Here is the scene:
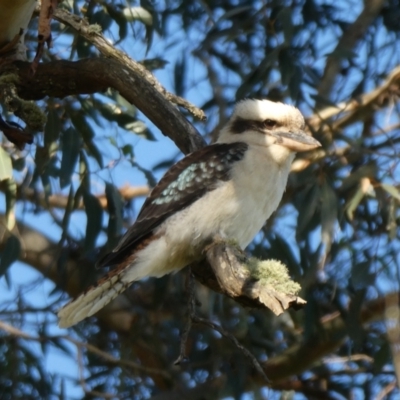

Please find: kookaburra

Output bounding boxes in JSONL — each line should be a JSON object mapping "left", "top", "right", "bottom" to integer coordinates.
{"left": 58, "top": 99, "right": 321, "bottom": 328}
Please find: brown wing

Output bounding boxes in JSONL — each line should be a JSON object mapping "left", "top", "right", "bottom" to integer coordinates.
{"left": 96, "top": 142, "right": 248, "bottom": 268}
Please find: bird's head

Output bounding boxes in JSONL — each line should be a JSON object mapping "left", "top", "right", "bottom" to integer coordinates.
{"left": 217, "top": 99, "right": 321, "bottom": 164}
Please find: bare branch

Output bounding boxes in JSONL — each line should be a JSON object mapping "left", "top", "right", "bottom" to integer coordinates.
{"left": 51, "top": 8, "right": 205, "bottom": 122}
{"left": 0, "top": 319, "right": 169, "bottom": 377}
{"left": 193, "top": 315, "right": 270, "bottom": 383}
{"left": 312, "top": 65, "right": 400, "bottom": 129}
{"left": 48, "top": 8, "right": 206, "bottom": 153}
{"left": 289, "top": 64, "right": 400, "bottom": 174}
{"left": 317, "top": 0, "right": 386, "bottom": 101}
{"left": 31, "top": 0, "right": 56, "bottom": 74}
{"left": 14, "top": 184, "right": 149, "bottom": 209}
{"left": 174, "top": 269, "right": 196, "bottom": 365}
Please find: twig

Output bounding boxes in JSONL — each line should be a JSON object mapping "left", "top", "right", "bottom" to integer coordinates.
{"left": 173, "top": 265, "right": 270, "bottom": 382}
{"left": 310, "top": 65, "right": 400, "bottom": 129}
{"left": 193, "top": 315, "right": 270, "bottom": 383}
{"left": 376, "top": 380, "right": 398, "bottom": 400}
{"left": 317, "top": 0, "right": 386, "bottom": 101}
{"left": 0, "top": 319, "right": 169, "bottom": 378}
{"left": 31, "top": 0, "right": 57, "bottom": 75}
{"left": 13, "top": 184, "right": 150, "bottom": 210}
{"left": 52, "top": 9, "right": 206, "bottom": 122}
{"left": 174, "top": 269, "right": 196, "bottom": 365}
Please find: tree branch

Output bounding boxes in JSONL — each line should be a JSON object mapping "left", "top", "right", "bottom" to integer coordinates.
{"left": 317, "top": 0, "right": 386, "bottom": 102}
{"left": 8, "top": 56, "right": 205, "bottom": 154}
{"left": 287, "top": 63, "right": 400, "bottom": 174}
{"left": 192, "top": 241, "right": 306, "bottom": 314}
{"left": 14, "top": 184, "right": 149, "bottom": 209}
{"left": 0, "top": 319, "right": 169, "bottom": 377}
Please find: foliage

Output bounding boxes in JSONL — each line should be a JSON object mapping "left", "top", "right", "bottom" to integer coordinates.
{"left": 1, "top": 0, "right": 400, "bottom": 399}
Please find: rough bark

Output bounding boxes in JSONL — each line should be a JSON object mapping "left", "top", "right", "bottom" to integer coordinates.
{"left": 5, "top": 58, "right": 205, "bottom": 155}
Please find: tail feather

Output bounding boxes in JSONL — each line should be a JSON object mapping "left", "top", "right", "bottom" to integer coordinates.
{"left": 58, "top": 272, "right": 128, "bottom": 328}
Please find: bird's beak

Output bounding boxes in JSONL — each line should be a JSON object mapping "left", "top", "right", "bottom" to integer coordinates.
{"left": 271, "top": 130, "right": 321, "bottom": 152}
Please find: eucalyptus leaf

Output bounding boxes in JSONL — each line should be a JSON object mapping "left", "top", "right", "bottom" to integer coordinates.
{"left": 122, "top": 7, "right": 153, "bottom": 25}
{"left": 71, "top": 110, "right": 104, "bottom": 167}
{"left": 60, "top": 127, "right": 81, "bottom": 188}
{"left": 0, "top": 235, "right": 21, "bottom": 277}
{"left": 0, "top": 146, "right": 12, "bottom": 181}
{"left": 105, "top": 183, "right": 124, "bottom": 249}
{"left": 5, "top": 178, "right": 17, "bottom": 230}
{"left": 44, "top": 107, "right": 61, "bottom": 147}
{"left": 381, "top": 183, "right": 400, "bottom": 201}
{"left": 346, "top": 187, "right": 364, "bottom": 221}
{"left": 83, "top": 192, "right": 103, "bottom": 252}
{"left": 320, "top": 182, "right": 338, "bottom": 248}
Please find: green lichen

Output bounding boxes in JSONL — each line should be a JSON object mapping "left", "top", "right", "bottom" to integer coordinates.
{"left": 87, "top": 24, "right": 102, "bottom": 34}
{"left": 14, "top": 100, "right": 46, "bottom": 131}
{"left": 247, "top": 258, "right": 301, "bottom": 295}
{"left": 0, "top": 71, "right": 46, "bottom": 131}
{"left": 0, "top": 72, "right": 19, "bottom": 86}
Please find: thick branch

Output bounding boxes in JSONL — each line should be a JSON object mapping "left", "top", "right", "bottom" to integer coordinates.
{"left": 50, "top": 7, "right": 206, "bottom": 154}
{"left": 192, "top": 241, "right": 305, "bottom": 314}
{"left": 10, "top": 57, "right": 205, "bottom": 154}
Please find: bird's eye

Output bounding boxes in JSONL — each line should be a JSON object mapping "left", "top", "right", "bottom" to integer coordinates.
{"left": 263, "top": 119, "right": 276, "bottom": 128}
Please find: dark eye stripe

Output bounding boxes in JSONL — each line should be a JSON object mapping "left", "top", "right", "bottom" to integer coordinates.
{"left": 231, "top": 117, "right": 277, "bottom": 134}
{"left": 263, "top": 119, "right": 277, "bottom": 128}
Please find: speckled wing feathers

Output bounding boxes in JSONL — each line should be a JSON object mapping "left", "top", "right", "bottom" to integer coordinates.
{"left": 96, "top": 142, "right": 248, "bottom": 268}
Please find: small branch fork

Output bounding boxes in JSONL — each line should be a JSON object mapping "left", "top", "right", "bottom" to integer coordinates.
{"left": 173, "top": 269, "right": 270, "bottom": 383}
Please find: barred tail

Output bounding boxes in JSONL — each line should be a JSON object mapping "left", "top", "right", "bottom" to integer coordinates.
{"left": 58, "top": 271, "right": 129, "bottom": 328}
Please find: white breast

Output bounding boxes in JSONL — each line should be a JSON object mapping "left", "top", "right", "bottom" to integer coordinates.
{"left": 162, "top": 145, "right": 293, "bottom": 251}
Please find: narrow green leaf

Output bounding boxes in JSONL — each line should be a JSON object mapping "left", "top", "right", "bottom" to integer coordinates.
{"left": 122, "top": 7, "right": 153, "bottom": 25}
{"left": 70, "top": 111, "right": 95, "bottom": 140}
{"left": 44, "top": 107, "right": 61, "bottom": 147}
{"left": 0, "top": 235, "right": 21, "bottom": 277}
{"left": 277, "top": 8, "right": 295, "bottom": 43}
{"left": 61, "top": 186, "right": 75, "bottom": 242}
{"left": 217, "top": 6, "right": 253, "bottom": 21}
{"left": 83, "top": 191, "right": 103, "bottom": 252}
{"left": 381, "top": 183, "right": 400, "bottom": 201}
{"left": 346, "top": 289, "right": 366, "bottom": 347}
{"left": 0, "top": 146, "right": 12, "bottom": 181}
{"left": 278, "top": 49, "right": 294, "bottom": 86}
{"left": 350, "top": 261, "right": 375, "bottom": 288}
{"left": 71, "top": 112, "right": 103, "bottom": 168}
{"left": 346, "top": 187, "right": 364, "bottom": 221}
{"left": 373, "top": 342, "right": 391, "bottom": 372}
{"left": 5, "top": 178, "right": 17, "bottom": 230}
{"left": 59, "top": 127, "right": 81, "bottom": 188}
{"left": 105, "top": 183, "right": 124, "bottom": 249}
{"left": 320, "top": 182, "right": 338, "bottom": 248}
{"left": 124, "top": 120, "right": 156, "bottom": 141}
{"left": 296, "top": 185, "right": 320, "bottom": 240}
{"left": 174, "top": 57, "right": 186, "bottom": 97}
